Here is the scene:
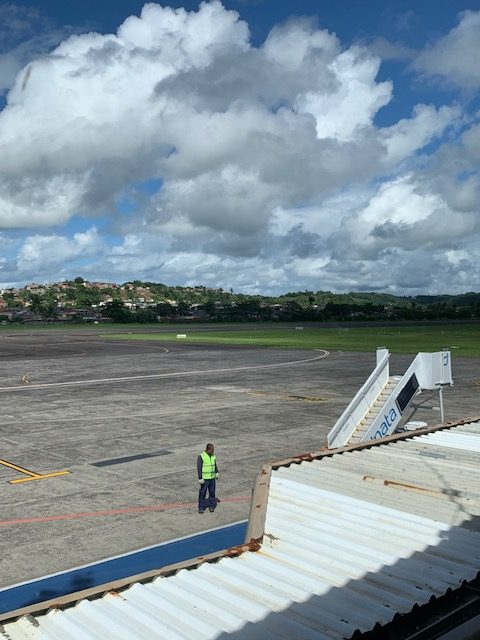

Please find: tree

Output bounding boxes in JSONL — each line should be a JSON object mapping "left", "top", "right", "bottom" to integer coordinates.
{"left": 103, "top": 300, "right": 133, "bottom": 322}
{"left": 204, "top": 300, "right": 217, "bottom": 318}
{"left": 41, "top": 300, "right": 58, "bottom": 320}
{"left": 135, "top": 308, "right": 158, "bottom": 323}
{"left": 29, "top": 293, "right": 43, "bottom": 315}
{"left": 177, "top": 301, "right": 190, "bottom": 316}
{"left": 156, "top": 303, "right": 175, "bottom": 317}
{"left": 2, "top": 292, "right": 21, "bottom": 307}
{"left": 74, "top": 287, "right": 102, "bottom": 308}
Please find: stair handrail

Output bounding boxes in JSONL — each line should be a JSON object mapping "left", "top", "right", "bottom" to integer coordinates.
{"left": 327, "top": 350, "right": 390, "bottom": 448}
{"left": 362, "top": 354, "right": 421, "bottom": 442}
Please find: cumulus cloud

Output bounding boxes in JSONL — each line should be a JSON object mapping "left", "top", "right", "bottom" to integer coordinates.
{"left": 461, "top": 123, "right": 480, "bottom": 162}
{"left": 414, "top": 10, "right": 480, "bottom": 89}
{"left": 380, "top": 104, "right": 462, "bottom": 165}
{"left": 0, "top": 174, "right": 87, "bottom": 227}
{"left": 0, "top": 30, "right": 74, "bottom": 94}
{"left": 334, "top": 174, "right": 478, "bottom": 259}
{"left": 0, "top": 1, "right": 432, "bottom": 225}
{"left": 16, "top": 227, "right": 103, "bottom": 274}
{"left": 295, "top": 47, "right": 392, "bottom": 142}
{"left": 0, "top": 1, "right": 477, "bottom": 293}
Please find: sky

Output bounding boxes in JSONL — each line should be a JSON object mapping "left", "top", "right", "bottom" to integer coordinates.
{"left": 0, "top": 1, "right": 479, "bottom": 295}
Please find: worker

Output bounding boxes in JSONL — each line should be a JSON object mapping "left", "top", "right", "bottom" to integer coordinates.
{"left": 197, "top": 443, "right": 219, "bottom": 513}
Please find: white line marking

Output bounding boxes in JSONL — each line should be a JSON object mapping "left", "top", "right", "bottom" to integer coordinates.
{"left": 0, "top": 350, "right": 329, "bottom": 393}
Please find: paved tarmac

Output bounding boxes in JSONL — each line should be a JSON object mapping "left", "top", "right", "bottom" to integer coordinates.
{"left": 0, "top": 328, "right": 478, "bottom": 588}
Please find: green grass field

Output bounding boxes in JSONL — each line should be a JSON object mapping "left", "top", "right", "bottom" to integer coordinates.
{"left": 105, "top": 324, "right": 480, "bottom": 357}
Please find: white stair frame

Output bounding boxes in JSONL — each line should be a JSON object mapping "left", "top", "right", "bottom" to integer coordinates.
{"left": 328, "top": 348, "right": 453, "bottom": 448}
{"left": 327, "top": 348, "right": 390, "bottom": 448}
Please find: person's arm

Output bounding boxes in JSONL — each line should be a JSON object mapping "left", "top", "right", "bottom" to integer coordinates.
{"left": 197, "top": 455, "right": 203, "bottom": 480}
{"left": 215, "top": 460, "right": 219, "bottom": 474}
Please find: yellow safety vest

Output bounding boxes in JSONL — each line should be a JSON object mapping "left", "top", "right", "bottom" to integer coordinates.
{"left": 201, "top": 452, "right": 216, "bottom": 480}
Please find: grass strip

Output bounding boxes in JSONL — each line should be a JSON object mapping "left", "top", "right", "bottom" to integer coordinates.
{"left": 105, "top": 324, "right": 480, "bottom": 357}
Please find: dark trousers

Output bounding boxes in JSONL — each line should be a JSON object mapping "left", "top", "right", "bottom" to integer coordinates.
{"left": 198, "top": 479, "right": 216, "bottom": 511}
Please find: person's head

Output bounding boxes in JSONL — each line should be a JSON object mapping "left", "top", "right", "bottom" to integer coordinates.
{"left": 205, "top": 443, "right": 214, "bottom": 455}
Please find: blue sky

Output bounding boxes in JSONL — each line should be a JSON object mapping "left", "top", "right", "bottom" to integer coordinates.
{"left": 0, "top": 0, "right": 479, "bottom": 293}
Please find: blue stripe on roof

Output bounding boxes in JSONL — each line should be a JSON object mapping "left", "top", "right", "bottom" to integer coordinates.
{"left": 0, "top": 520, "right": 247, "bottom": 615}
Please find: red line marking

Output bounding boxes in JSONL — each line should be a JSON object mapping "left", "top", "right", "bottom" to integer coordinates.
{"left": 0, "top": 495, "right": 250, "bottom": 527}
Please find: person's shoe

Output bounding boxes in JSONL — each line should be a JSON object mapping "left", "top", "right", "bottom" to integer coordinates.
{"left": 209, "top": 508, "right": 215, "bottom": 512}
{"left": 198, "top": 509, "right": 205, "bottom": 514}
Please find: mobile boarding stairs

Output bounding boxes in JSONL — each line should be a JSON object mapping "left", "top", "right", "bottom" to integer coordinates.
{"left": 327, "top": 348, "right": 453, "bottom": 449}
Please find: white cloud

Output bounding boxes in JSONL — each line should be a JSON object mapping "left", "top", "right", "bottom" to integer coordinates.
{"left": 0, "top": 2, "right": 477, "bottom": 294}
{"left": 0, "top": 1, "right": 406, "bottom": 236}
{"left": 380, "top": 104, "right": 462, "bottom": 165}
{"left": 368, "top": 36, "right": 415, "bottom": 62}
{"left": 269, "top": 190, "right": 362, "bottom": 239}
{"left": 334, "top": 174, "right": 478, "bottom": 260}
{"left": 17, "top": 227, "right": 103, "bottom": 273}
{"left": 0, "top": 174, "right": 87, "bottom": 228}
{"left": 110, "top": 234, "right": 143, "bottom": 256}
{"left": 0, "top": 32, "right": 71, "bottom": 94}
{"left": 295, "top": 47, "right": 392, "bottom": 142}
{"left": 440, "top": 174, "right": 480, "bottom": 213}
{"left": 119, "top": 0, "right": 250, "bottom": 65}
{"left": 461, "top": 123, "right": 480, "bottom": 162}
{"left": 155, "top": 164, "right": 279, "bottom": 234}
{"left": 414, "top": 10, "right": 480, "bottom": 89}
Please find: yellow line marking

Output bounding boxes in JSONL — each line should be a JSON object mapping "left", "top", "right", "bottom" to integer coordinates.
{"left": 284, "top": 394, "right": 328, "bottom": 403}
{"left": 21, "top": 372, "right": 31, "bottom": 384}
{"left": 247, "top": 390, "right": 328, "bottom": 402}
{"left": 0, "top": 459, "right": 70, "bottom": 484}
{"left": 9, "top": 471, "right": 70, "bottom": 484}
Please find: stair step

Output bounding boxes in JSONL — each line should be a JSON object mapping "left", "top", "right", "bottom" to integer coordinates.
{"left": 353, "top": 429, "right": 367, "bottom": 438}
{"left": 347, "top": 377, "right": 400, "bottom": 444}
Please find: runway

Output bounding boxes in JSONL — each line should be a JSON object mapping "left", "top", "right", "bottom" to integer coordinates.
{"left": 0, "top": 328, "right": 477, "bottom": 589}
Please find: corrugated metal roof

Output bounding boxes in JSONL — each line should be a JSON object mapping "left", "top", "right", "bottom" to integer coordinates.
{"left": 2, "top": 419, "right": 480, "bottom": 639}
